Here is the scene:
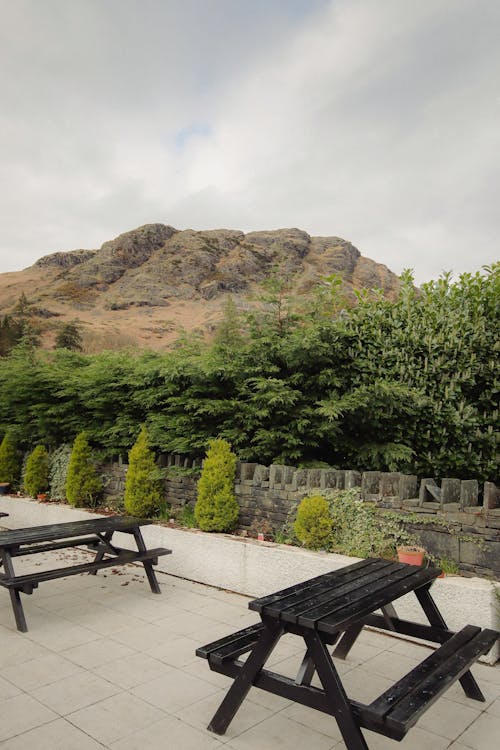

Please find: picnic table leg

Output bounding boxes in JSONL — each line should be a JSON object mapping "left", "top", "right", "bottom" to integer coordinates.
{"left": 415, "top": 586, "right": 485, "bottom": 701}
{"left": 304, "top": 630, "right": 369, "bottom": 750}
{"left": 0, "top": 550, "right": 28, "bottom": 632}
{"left": 132, "top": 527, "right": 161, "bottom": 594}
{"left": 333, "top": 623, "right": 364, "bottom": 660}
{"left": 89, "top": 530, "right": 114, "bottom": 574}
{"left": 207, "top": 620, "right": 284, "bottom": 735}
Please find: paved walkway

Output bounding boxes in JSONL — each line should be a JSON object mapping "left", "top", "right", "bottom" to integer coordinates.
{"left": 0, "top": 548, "right": 498, "bottom": 749}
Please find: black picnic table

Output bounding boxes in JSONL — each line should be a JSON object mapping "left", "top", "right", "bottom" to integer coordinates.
{"left": 197, "top": 557, "right": 499, "bottom": 750}
{"left": 0, "top": 516, "right": 171, "bottom": 632}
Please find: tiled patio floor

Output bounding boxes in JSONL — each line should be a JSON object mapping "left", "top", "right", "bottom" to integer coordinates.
{"left": 0, "top": 548, "right": 498, "bottom": 749}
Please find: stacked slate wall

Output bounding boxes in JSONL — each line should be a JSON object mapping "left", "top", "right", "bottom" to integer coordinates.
{"left": 99, "top": 456, "right": 500, "bottom": 579}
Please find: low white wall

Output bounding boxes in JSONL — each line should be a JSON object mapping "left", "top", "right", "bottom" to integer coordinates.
{"left": 1, "top": 496, "right": 498, "bottom": 664}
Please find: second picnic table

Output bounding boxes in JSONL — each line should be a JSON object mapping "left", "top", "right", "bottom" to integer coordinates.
{"left": 0, "top": 515, "right": 171, "bottom": 632}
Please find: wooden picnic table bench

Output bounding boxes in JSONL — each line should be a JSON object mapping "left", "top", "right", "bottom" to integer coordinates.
{"left": 0, "top": 516, "right": 171, "bottom": 632}
{"left": 197, "top": 558, "right": 499, "bottom": 750}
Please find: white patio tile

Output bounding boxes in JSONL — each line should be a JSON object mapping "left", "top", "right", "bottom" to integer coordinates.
{"left": 0, "top": 718, "right": 105, "bottom": 749}
{"left": 131, "top": 666, "right": 222, "bottom": 713}
{"left": 67, "top": 691, "right": 166, "bottom": 745}
{"left": 0, "top": 694, "right": 58, "bottom": 742}
{"left": 32, "top": 670, "right": 120, "bottom": 714}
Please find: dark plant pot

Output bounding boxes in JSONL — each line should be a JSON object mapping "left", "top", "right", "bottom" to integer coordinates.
{"left": 0, "top": 483, "right": 10, "bottom": 495}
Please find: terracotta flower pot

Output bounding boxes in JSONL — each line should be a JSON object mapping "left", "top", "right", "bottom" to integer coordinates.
{"left": 397, "top": 545, "right": 425, "bottom": 566}
{"left": 37, "top": 493, "right": 48, "bottom": 501}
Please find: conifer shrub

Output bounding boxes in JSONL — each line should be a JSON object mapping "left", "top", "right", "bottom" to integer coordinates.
{"left": 23, "top": 445, "right": 50, "bottom": 497}
{"left": 124, "top": 426, "right": 163, "bottom": 517}
{"left": 194, "top": 439, "right": 239, "bottom": 532}
{"left": 0, "top": 433, "right": 20, "bottom": 486}
{"left": 49, "top": 443, "right": 72, "bottom": 501}
{"left": 294, "top": 494, "right": 332, "bottom": 550}
{"left": 66, "top": 432, "right": 102, "bottom": 507}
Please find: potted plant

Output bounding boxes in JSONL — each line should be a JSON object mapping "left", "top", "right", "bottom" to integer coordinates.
{"left": 396, "top": 545, "right": 426, "bottom": 566}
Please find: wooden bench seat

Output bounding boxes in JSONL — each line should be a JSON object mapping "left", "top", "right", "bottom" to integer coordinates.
{"left": 197, "top": 623, "right": 266, "bottom": 666}
{"left": 362, "top": 625, "right": 499, "bottom": 739}
{"left": 197, "top": 620, "right": 498, "bottom": 743}
{"left": 0, "top": 547, "right": 171, "bottom": 595}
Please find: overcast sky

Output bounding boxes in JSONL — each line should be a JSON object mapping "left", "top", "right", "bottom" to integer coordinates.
{"left": 1, "top": 0, "right": 498, "bottom": 284}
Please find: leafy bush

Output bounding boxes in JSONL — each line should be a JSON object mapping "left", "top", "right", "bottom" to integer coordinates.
{"left": 194, "top": 439, "right": 238, "bottom": 532}
{"left": 23, "top": 445, "right": 50, "bottom": 497}
{"left": 0, "top": 433, "right": 20, "bottom": 485}
{"left": 294, "top": 494, "right": 332, "bottom": 550}
{"left": 49, "top": 443, "right": 72, "bottom": 501}
{"left": 66, "top": 432, "right": 102, "bottom": 507}
{"left": 327, "top": 489, "right": 412, "bottom": 558}
{"left": 124, "top": 426, "right": 163, "bottom": 517}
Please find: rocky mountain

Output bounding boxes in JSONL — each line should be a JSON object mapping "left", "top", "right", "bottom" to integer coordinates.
{"left": 0, "top": 224, "right": 401, "bottom": 351}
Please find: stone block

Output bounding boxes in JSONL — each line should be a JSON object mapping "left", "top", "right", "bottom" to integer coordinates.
{"left": 269, "top": 465, "right": 284, "bottom": 489}
{"left": 460, "top": 479, "right": 479, "bottom": 509}
{"left": 484, "top": 482, "right": 500, "bottom": 511}
{"left": 239, "top": 463, "right": 258, "bottom": 481}
{"left": 401, "top": 499, "right": 420, "bottom": 508}
{"left": 334, "top": 470, "right": 345, "bottom": 489}
{"left": 362, "top": 471, "right": 381, "bottom": 497}
{"left": 252, "top": 465, "right": 270, "bottom": 486}
{"left": 460, "top": 538, "right": 500, "bottom": 575}
{"left": 289, "top": 470, "right": 303, "bottom": 491}
{"left": 345, "top": 470, "right": 361, "bottom": 489}
{"left": 380, "top": 472, "right": 401, "bottom": 497}
{"left": 441, "top": 478, "right": 461, "bottom": 504}
{"left": 399, "top": 474, "right": 418, "bottom": 500}
{"left": 419, "top": 478, "right": 439, "bottom": 505}
{"left": 307, "top": 469, "right": 322, "bottom": 489}
{"left": 320, "top": 469, "right": 336, "bottom": 490}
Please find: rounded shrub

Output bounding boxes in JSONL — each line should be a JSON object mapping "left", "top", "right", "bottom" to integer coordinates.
{"left": 23, "top": 445, "right": 50, "bottom": 497}
{"left": 66, "top": 432, "right": 102, "bottom": 507}
{"left": 294, "top": 494, "right": 332, "bottom": 550}
{"left": 194, "top": 438, "right": 239, "bottom": 532}
{"left": 0, "top": 433, "right": 20, "bottom": 486}
{"left": 124, "top": 426, "right": 163, "bottom": 517}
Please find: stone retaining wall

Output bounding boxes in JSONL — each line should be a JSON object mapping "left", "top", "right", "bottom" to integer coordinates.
{"left": 99, "top": 455, "right": 500, "bottom": 578}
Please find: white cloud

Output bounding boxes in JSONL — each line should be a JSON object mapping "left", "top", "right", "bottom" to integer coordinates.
{"left": 0, "top": 0, "right": 498, "bottom": 283}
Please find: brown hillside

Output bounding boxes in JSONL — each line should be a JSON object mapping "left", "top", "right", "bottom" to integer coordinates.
{"left": 0, "top": 224, "right": 401, "bottom": 352}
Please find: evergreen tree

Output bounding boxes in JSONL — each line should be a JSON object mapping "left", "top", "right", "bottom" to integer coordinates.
{"left": 66, "top": 432, "right": 102, "bottom": 507}
{"left": 23, "top": 445, "right": 50, "bottom": 497}
{"left": 194, "top": 439, "right": 238, "bottom": 531}
{"left": 0, "top": 433, "right": 20, "bottom": 485}
{"left": 55, "top": 322, "right": 83, "bottom": 351}
{"left": 124, "top": 426, "right": 163, "bottom": 517}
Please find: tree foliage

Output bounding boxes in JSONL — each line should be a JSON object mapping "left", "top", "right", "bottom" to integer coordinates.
{"left": 194, "top": 439, "right": 238, "bottom": 531}
{"left": 0, "top": 433, "right": 20, "bottom": 485}
{"left": 66, "top": 432, "right": 102, "bottom": 507}
{"left": 23, "top": 445, "right": 50, "bottom": 497}
{"left": 0, "top": 266, "right": 496, "bottom": 482}
{"left": 124, "top": 426, "right": 163, "bottom": 517}
{"left": 55, "top": 322, "right": 83, "bottom": 351}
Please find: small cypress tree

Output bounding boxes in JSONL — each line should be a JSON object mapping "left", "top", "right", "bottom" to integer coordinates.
{"left": 66, "top": 432, "right": 102, "bottom": 507}
{"left": 0, "top": 433, "right": 20, "bottom": 485}
{"left": 194, "top": 439, "right": 239, "bottom": 532}
{"left": 23, "top": 445, "right": 50, "bottom": 497}
{"left": 124, "top": 426, "right": 163, "bottom": 517}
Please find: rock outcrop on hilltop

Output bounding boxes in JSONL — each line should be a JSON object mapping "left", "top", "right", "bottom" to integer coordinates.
{"left": 0, "top": 223, "right": 402, "bottom": 350}
{"left": 51, "top": 224, "right": 400, "bottom": 304}
{"left": 33, "top": 249, "right": 96, "bottom": 269}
